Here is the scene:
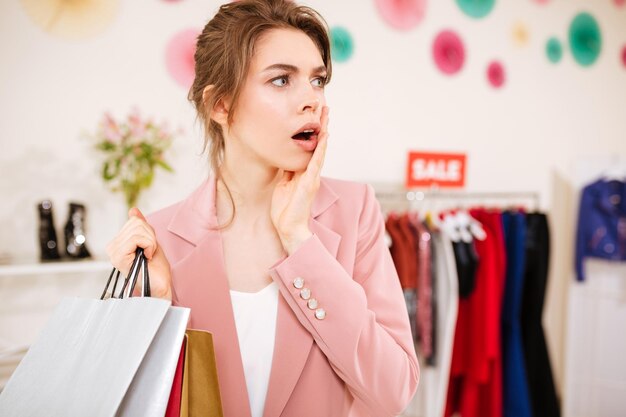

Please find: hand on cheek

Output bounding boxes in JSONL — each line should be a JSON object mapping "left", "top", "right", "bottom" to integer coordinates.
{"left": 271, "top": 106, "right": 330, "bottom": 255}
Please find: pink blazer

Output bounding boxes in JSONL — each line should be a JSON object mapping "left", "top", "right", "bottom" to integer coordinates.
{"left": 147, "top": 173, "right": 419, "bottom": 417}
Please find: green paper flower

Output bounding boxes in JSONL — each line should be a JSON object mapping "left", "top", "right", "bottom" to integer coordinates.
{"left": 456, "top": 0, "right": 496, "bottom": 19}
{"left": 568, "top": 12, "right": 602, "bottom": 67}
{"left": 546, "top": 37, "right": 563, "bottom": 63}
{"left": 330, "top": 26, "right": 354, "bottom": 63}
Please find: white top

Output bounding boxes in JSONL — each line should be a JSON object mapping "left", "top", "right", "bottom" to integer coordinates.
{"left": 229, "top": 281, "right": 279, "bottom": 417}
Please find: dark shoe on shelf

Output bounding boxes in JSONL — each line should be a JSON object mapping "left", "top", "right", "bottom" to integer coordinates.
{"left": 64, "top": 202, "right": 91, "bottom": 259}
{"left": 37, "top": 200, "right": 61, "bottom": 261}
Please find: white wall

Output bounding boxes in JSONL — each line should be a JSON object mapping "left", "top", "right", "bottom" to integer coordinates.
{"left": 1, "top": 0, "right": 625, "bottom": 404}
{"left": 562, "top": 156, "right": 626, "bottom": 417}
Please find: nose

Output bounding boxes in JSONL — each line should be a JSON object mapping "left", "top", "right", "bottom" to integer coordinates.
{"left": 298, "top": 88, "right": 321, "bottom": 114}
{"left": 299, "top": 97, "right": 320, "bottom": 113}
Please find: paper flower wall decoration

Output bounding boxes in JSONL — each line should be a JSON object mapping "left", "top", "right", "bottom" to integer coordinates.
{"left": 546, "top": 37, "right": 563, "bottom": 63}
{"left": 487, "top": 61, "right": 505, "bottom": 88}
{"left": 20, "top": 0, "right": 120, "bottom": 40}
{"left": 165, "top": 28, "right": 199, "bottom": 89}
{"left": 374, "top": 0, "right": 427, "bottom": 31}
{"left": 456, "top": 0, "right": 496, "bottom": 19}
{"left": 433, "top": 30, "right": 466, "bottom": 75}
{"left": 512, "top": 21, "right": 529, "bottom": 47}
{"left": 568, "top": 12, "right": 602, "bottom": 67}
{"left": 330, "top": 27, "right": 354, "bottom": 63}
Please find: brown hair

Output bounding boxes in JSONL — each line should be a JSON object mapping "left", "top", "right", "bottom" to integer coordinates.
{"left": 188, "top": 0, "right": 332, "bottom": 228}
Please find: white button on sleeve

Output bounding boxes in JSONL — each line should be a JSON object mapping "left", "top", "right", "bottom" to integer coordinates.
{"left": 300, "top": 288, "right": 311, "bottom": 300}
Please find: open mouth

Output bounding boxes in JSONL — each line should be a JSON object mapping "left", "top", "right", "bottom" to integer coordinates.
{"left": 291, "top": 129, "right": 316, "bottom": 141}
{"left": 291, "top": 122, "right": 320, "bottom": 141}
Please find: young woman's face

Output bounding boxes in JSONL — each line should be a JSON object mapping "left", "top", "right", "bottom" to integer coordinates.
{"left": 225, "top": 28, "right": 327, "bottom": 172}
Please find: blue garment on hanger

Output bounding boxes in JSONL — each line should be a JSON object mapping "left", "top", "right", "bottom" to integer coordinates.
{"left": 575, "top": 179, "right": 626, "bottom": 281}
{"left": 501, "top": 211, "right": 533, "bottom": 417}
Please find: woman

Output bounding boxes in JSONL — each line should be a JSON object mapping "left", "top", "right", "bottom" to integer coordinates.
{"left": 106, "top": 1, "right": 419, "bottom": 416}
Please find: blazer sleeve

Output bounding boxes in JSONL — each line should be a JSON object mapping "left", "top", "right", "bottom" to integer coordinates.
{"left": 268, "top": 184, "right": 420, "bottom": 416}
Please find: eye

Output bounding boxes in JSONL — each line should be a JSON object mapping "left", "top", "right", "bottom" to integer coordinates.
{"left": 271, "top": 75, "right": 289, "bottom": 87}
{"left": 312, "top": 76, "right": 327, "bottom": 88}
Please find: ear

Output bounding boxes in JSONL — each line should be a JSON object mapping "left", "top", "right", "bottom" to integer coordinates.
{"left": 203, "top": 85, "right": 230, "bottom": 126}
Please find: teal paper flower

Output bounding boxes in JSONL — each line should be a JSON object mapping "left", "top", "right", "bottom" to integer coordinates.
{"left": 568, "top": 12, "right": 602, "bottom": 67}
{"left": 456, "top": 0, "right": 496, "bottom": 19}
{"left": 546, "top": 37, "right": 563, "bottom": 63}
{"left": 330, "top": 27, "right": 354, "bottom": 63}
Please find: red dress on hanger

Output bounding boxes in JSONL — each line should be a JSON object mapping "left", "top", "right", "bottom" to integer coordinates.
{"left": 444, "top": 208, "right": 506, "bottom": 417}
{"left": 385, "top": 213, "right": 415, "bottom": 289}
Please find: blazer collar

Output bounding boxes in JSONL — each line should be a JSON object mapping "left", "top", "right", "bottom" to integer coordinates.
{"left": 167, "top": 171, "right": 339, "bottom": 245}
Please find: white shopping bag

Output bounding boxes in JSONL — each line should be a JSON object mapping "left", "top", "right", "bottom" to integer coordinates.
{"left": 117, "top": 304, "right": 189, "bottom": 416}
{"left": 0, "top": 249, "right": 189, "bottom": 417}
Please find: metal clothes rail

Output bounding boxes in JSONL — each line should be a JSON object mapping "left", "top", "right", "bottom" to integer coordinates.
{"left": 373, "top": 188, "right": 541, "bottom": 211}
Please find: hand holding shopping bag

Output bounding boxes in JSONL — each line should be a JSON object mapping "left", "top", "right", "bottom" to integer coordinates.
{"left": 0, "top": 249, "right": 190, "bottom": 417}
{"left": 106, "top": 207, "right": 172, "bottom": 300}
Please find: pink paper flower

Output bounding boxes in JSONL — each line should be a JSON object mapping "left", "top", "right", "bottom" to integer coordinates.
{"left": 487, "top": 60, "right": 506, "bottom": 88}
{"left": 433, "top": 30, "right": 465, "bottom": 75}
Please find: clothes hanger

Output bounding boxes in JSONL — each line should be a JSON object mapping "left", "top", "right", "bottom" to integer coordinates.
{"left": 460, "top": 209, "right": 487, "bottom": 241}
{"left": 601, "top": 154, "right": 626, "bottom": 182}
{"left": 440, "top": 211, "right": 461, "bottom": 242}
{"left": 601, "top": 166, "right": 626, "bottom": 182}
{"left": 452, "top": 210, "right": 474, "bottom": 243}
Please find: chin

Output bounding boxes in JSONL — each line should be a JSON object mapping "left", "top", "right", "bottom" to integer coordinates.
{"left": 276, "top": 159, "right": 309, "bottom": 173}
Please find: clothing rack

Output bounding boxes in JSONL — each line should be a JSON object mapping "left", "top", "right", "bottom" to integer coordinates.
{"left": 373, "top": 188, "right": 541, "bottom": 211}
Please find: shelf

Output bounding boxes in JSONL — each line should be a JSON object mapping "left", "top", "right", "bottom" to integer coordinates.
{"left": 0, "top": 258, "right": 112, "bottom": 277}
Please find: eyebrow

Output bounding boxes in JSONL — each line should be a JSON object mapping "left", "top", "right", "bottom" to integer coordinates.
{"left": 262, "top": 63, "right": 327, "bottom": 74}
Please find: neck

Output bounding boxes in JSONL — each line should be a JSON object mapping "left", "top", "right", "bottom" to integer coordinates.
{"left": 215, "top": 158, "right": 283, "bottom": 229}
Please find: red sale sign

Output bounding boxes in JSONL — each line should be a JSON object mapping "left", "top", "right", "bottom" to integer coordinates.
{"left": 406, "top": 151, "right": 467, "bottom": 188}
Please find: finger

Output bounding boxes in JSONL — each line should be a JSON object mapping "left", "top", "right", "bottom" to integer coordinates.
{"left": 126, "top": 223, "right": 158, "bottom": 259}
{"left": 122, "top": 209, "right": 157, "bottom": 251}
{"left": 297, "top": 106, "right": 329, "bottom": 188}
{"left": 118, "top": 235, "right": 156, "bottom": 264}
{"left": 316, "top": 106, "right": 330, "bottom": 169}
{"left": 320, "top": 106, "right": 329, "bottom": 134}
{"left": 118, "top": 212, "right": 145, "bottom": 236}
{"left": 128, "top": 207, "right": 147, "bottom": 221}
{"left": 306, "top": 129, "right": 328, "bottom": 182}
{"left": 110, "top": 221, "right": 158, "bottom": 259}
{"left": 109, "top": 237, "right": 155, "bottom": 277}
{"left": 135, "top": 225, "right": 158, "bottom": 259}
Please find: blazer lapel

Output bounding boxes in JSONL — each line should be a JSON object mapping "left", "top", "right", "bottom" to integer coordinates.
{"left": 263, "top": 182, "right": 342, "bottom": 417}
{"left": 170, "top": 231, "right": 252, "bottom": 417}
{"left": 167, "top": 175, "right": 252, "bottom": 417}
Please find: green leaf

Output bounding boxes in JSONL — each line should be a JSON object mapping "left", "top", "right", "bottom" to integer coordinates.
{"left": 102, "top": 161, "right": 114, "bottom": 181}
{"left": 102, "top": 158, "right": 121, "bottom": 181}
{"left": 142, "top": 171, "right": 154, "bottom": 188}
{"left": 156, "top": 160, "right": 174, "bottom": 172}
{"left": 96, "top": 141, "right": 116, "bottom": 152}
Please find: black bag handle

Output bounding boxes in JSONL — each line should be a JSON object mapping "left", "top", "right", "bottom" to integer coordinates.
{"left": 100, "top": 248, "right": 151, "bottom": 300}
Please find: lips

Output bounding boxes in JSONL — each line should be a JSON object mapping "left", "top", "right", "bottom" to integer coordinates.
{"left": 291, "top": 122, "right": 321, "bottom": 141}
